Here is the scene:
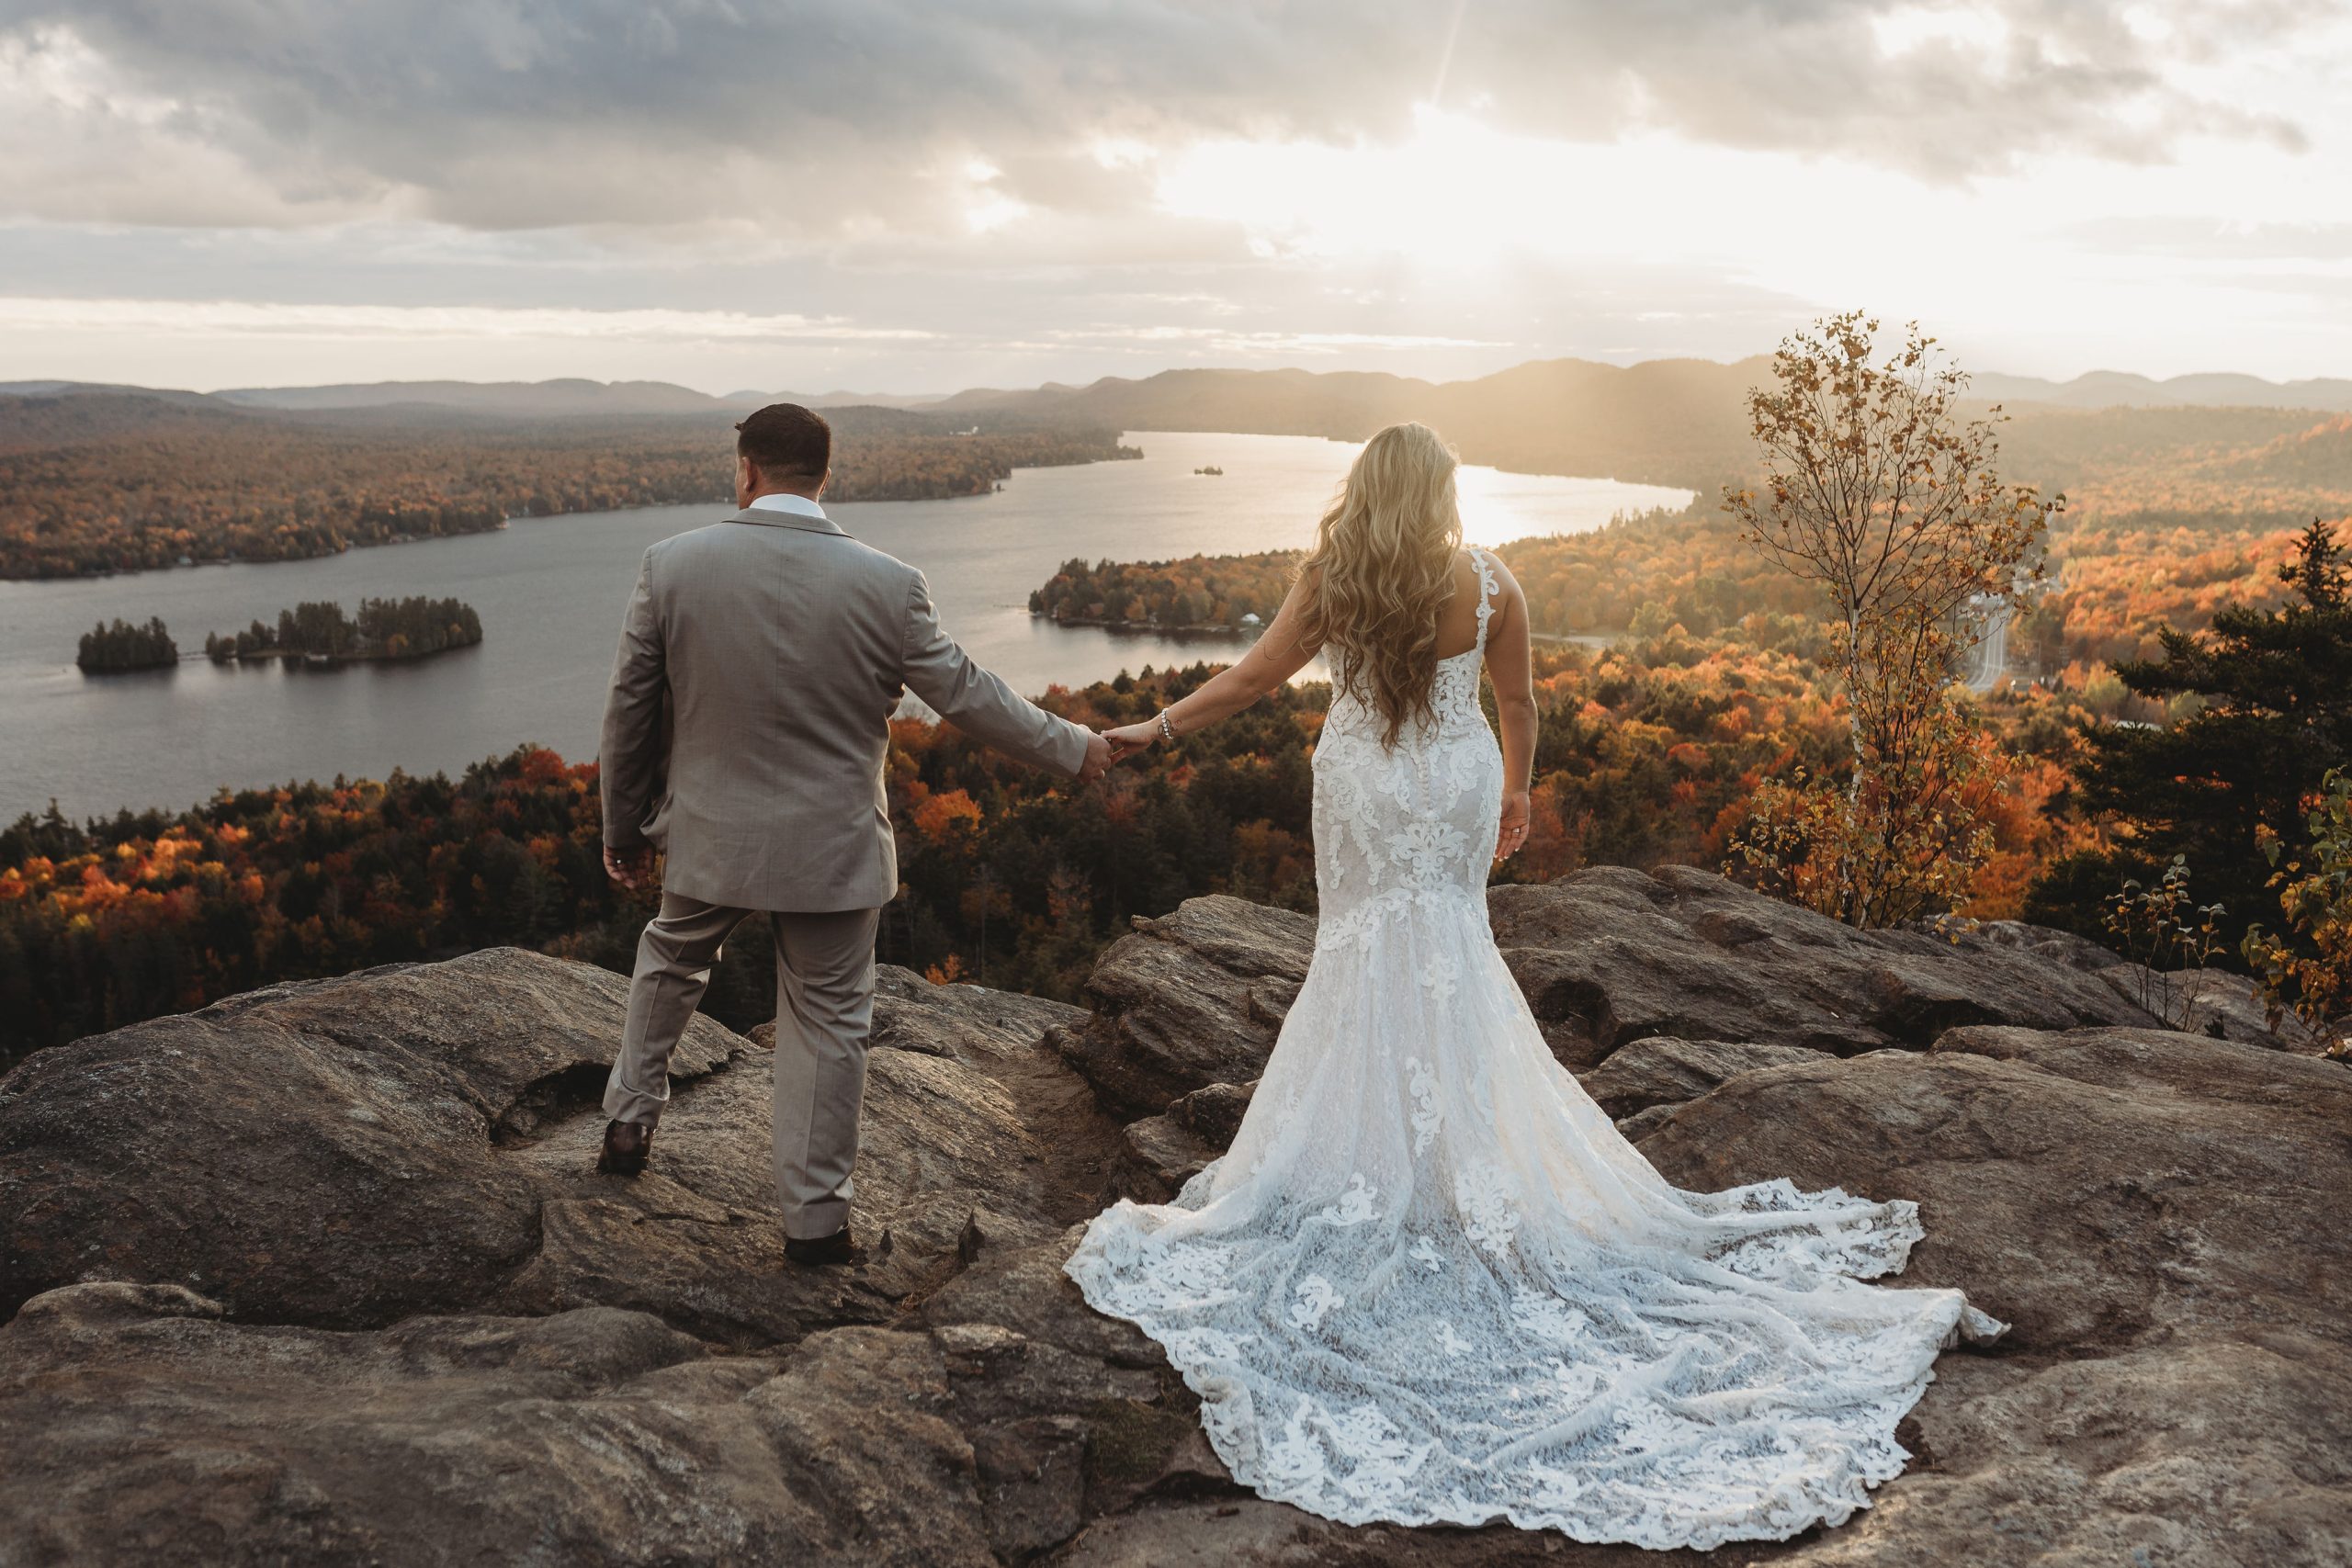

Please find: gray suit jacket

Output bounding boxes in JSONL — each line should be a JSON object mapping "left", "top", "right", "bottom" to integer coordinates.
{"left": 600, "top": 503, "right": 1091, "bottom": 911}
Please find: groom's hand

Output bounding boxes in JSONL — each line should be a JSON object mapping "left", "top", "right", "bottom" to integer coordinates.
{"left": 1076, "top": 730, "right": 1115, "bottom": 784}
{"left": 604, "top": 842, "right": 655, "bottom": 890}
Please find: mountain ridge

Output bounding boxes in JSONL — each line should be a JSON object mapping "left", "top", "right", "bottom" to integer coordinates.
{"left": 15, "top": 358, "right": 2352, "bottom": 425}
{"left": 12, "top": 359, "right": 2352, "bottom": 502}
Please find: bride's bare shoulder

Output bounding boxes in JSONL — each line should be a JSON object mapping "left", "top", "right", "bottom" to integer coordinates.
{"left": 1464, "top": 544, "right": 1522, "bottom": 596}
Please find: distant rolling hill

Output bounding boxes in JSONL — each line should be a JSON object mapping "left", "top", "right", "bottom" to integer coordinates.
{"left": 8, "top": 358, "right": 2350, "bottom": 517}
{"left": 1968, "top": 369, "right": 2352, "bottom": 412}
{"left": 936, "top": 358, "right": 1766, "bottom": 488}
{"left": 0, "top": 390, "right": 259, "bottom": 451}
{"left": 212, "top": 379, "right": 947, "bottom": 416}
{"left": 215, "top": 378, "right": 734, "bottom": 415}
{"left": 935, "top": 357, "right": 2352, "bottom": 507}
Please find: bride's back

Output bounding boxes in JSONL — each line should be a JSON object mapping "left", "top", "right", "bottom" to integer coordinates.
{"left": 1428, "top": 548, "right": 1490, "bottom": 662}
{"left": 1301, "top": 423, "right": 1479, "bottom": 748}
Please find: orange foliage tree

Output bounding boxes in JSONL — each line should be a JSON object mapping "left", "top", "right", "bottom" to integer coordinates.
{"left": 1724, "top": 313, "right": 2059, "bottom": 927}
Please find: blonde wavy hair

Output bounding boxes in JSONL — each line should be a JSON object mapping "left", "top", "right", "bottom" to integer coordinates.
{"left": 1297, "top": 422, "right": 1465, "bottom": 748}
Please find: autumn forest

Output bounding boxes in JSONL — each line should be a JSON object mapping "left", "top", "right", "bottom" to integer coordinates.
{"left": 0, "top": 393, "right": 1137, "bottom": 579}
{"left": 7, "top": 340, "right": 2352, "bottom": 1066}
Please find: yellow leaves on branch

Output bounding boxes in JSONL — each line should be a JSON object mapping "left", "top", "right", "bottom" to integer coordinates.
{"left": 2244, "top": 770, "right": 2352, "bottom": 1055}
{"left": 1723, "top": 310, "right": 2056, "bottom": 928}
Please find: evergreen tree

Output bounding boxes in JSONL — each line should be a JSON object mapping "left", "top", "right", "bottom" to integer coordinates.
{"left": 2027, "top": 517, "right": 2352, "bottom": 947}
{"left": 74, "top": 616, "right": 177, "bottom": 672}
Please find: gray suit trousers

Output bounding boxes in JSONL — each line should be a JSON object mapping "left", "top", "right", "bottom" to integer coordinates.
{"left": 604, "top": 892, "right": 880, "bottom": 1240}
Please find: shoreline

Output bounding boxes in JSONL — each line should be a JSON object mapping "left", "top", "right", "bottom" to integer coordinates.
{"left": 1033, "top": 610, "right": 1623, "bottom": 649}
{"left": 4, "top": 447, "right": 1149, "bottom": 587}
{"left": 211, "top": 642, "right": 483, "bottom": 669}
{"left": 1035, "top": 611, "right": 1267, "bottom": 638}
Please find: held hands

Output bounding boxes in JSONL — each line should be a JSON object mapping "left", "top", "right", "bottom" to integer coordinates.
{"left": 603, "top": 842, "right": 656, "bottom": 890}
{"left": 1075, "top": 718, "right": 1163, "bottom": 784}
{"left": 1494, "top": 790, "right": 1532, "bottom": 863}
{"left": 1076, "top": 729, "right": 1117, "bottom": 784}
{"left": 1101, "top": 719, "right": 1161, "bottom": 762}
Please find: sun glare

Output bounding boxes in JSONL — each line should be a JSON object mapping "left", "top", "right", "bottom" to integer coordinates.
{"left": 1153, "top": 107, "right": 1928, "bottom": 276}
{"left": 1156, "top": 108, "right": 1712, "bottom": 268}
{"left": 1144, "top": 79, "right": 2351, "bottom": 376}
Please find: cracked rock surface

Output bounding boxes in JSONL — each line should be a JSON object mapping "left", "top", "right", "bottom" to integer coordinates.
{"left": 4, "top": 873, "right": 2347, "bottom": 1566}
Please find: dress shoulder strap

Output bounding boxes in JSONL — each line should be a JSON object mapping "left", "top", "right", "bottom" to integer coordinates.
{"left": 1467, "top": 547, "right": 1500, "bottom": 653}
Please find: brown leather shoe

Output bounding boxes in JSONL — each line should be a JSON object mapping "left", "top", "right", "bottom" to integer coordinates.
{"left": 784, "top": 1225, "right": 858, "bottom": 1267}
{"left": 597, "top": 1118, "right": 654, "bottom": 1177}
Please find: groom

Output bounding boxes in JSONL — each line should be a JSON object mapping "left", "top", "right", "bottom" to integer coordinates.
{"left": 597, "top": 401, "right": 1114, "bottom": 1265}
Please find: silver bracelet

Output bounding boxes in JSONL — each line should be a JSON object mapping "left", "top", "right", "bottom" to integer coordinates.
{"left": 1157, "top": 707, "right": 1177, "bottom": 741}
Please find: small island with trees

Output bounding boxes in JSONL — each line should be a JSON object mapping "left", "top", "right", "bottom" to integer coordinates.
{"left": 205, "top": 596, "right": 484, "bottom": 665}
{"left": 75, "top": 616, "right": 179, "bottom": 672}
{"left": 1029, "top": 553, "right": 1290, "bottom": 632}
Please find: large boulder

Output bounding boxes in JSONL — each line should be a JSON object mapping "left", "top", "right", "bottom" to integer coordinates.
{"left": 0, "top": 949, "right": 741, "bottom": 1328}
{"left": 0, "top": 950, "right": 1176, "bottom": 1566}
{"left": 0, "top": 1282, "right": 998, "bottom": 1568}
{"left": 1489, "top": 865, "right": 2163, "bottom": 1068}
{"left": 1576, "top": 1034, "right": 1821, "bottom": 1139}
{"left": 1643, "top": 1025, "right": 2352, "bottom": 1350}
{"left": 1050, "top": 897, "right": 1314, "bottom": 1119}
{"left": 0, "top": 950, "right": 1082, "bottom": 1345}
{"left": 1631, "top": 1025, "right": 2352, "bottom": 1565}
{"left": 1113, "top": 1078, "right": 1260, "bottom": 1201}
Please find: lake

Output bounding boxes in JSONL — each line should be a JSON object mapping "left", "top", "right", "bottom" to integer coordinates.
{"left": 1, "top": 431, "right": 1690, "bottom": 820}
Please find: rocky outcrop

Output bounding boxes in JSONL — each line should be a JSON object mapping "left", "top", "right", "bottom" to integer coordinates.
{"left": 2088, "top": 963, "right": 2336, "bottom": 1051}
{"left": 1634, "top": 1025, "right": 2352, "bottom": 1565}
{"left": 1487, "top": 865, "right": 2165, "bottom": 1067}
{"left": 1114, "top": 1078, "right": 1260, "bottom": 1201}
{"left": 1069, "top": 870, "right": 2206, "bottom": 1212}
{"left": 4, "top": 873, "right": 2347, "bottom": 1566}
{"left": 1, "top": 1284, "right": 996, "bottom": 1568}
{"left": 1055, "top": 872, "right": 2171, "bottom": 1122}
{"left": 1049, "top": 896, "right": 1312, "bottom": 1119}
{"left": 0, "top": 950, "right": 1086, "bottom": 1343}
{"left": 0, "top": 950, "right": 744, "bottom": 1329}
{"left": 1576, "top": 1035, "right": 1822, "bottom": 1139}
{"left": 1952, "top": 919, "right": 2339, "bottom": 1053}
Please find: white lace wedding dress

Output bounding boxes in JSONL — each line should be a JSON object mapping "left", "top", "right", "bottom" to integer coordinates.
{"left": 1067, "top": 548, "right": 2005, "bottom": 1550}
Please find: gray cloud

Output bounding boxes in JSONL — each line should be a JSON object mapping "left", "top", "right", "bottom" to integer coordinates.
{"left": 0, "top": 0, "right": 2322, "bottom": 238}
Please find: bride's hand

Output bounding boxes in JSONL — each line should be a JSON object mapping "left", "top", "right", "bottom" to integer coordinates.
{"left": 1102, "top": 719, "right": 1160, "bottom": 761}
{"left": 1495, "top": 790, "right": 1532, "bottom": 863}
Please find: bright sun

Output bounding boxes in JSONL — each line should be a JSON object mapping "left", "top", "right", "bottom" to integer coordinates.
{"left": 1148, "top": 95, "right": 2350, "bottom": 372}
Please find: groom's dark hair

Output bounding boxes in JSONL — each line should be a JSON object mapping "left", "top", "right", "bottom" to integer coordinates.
{"left": 735, "top": 402, "right": 831, "bottom": 484}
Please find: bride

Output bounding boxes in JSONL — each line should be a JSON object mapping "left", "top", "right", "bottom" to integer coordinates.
{"left": 1075, "top": 422, "right": 2003, "bottom": 1550}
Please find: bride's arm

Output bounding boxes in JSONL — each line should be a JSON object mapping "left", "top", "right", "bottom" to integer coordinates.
{"left": 1485, "top": 559, "right": 1538, "bottom": 862}
{"left": 1104, "top": 571, "right": 1320, "bottom": 752}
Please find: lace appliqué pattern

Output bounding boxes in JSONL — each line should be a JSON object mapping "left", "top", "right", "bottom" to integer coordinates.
{"left": 1455, "top": 1161, "right": 1523, "bottom": 1258}
{"left": 1405, "top": 1057, "right": 1442, "bottom": 1156}
{"left": 1066, "top": 545, "right": 2005, "bottom": 1550}
{"left": 1289, "top": 1275, "right": 1344, "bottom": 1330}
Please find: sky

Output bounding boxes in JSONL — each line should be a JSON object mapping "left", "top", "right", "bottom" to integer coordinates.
{"left": 2, "top": 0, "right": 2349, "bottom": 395}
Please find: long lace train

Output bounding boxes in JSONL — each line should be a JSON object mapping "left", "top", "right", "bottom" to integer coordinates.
{"left": 1067, "top": 548, "right": 2003, "bottom": 1550}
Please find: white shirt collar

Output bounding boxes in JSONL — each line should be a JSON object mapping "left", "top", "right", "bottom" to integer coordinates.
{"left": 746, "top": 491, "right": 828, "bottom": 519}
